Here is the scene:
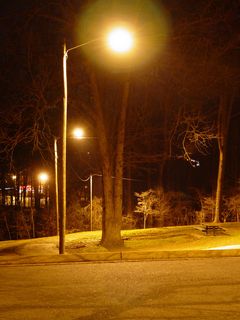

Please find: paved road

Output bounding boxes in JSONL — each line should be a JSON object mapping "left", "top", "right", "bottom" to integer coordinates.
{"left": 1, "top": 257, "right": 240, "bottom": 320}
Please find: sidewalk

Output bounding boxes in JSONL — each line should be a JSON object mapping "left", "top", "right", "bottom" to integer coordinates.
{"left": 1, "top": 240, "right": 240, "bottom": 266}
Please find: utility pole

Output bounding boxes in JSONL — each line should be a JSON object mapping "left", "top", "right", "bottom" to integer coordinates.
{"left": 54, "top": 137, "right": 59, "bottom": 235}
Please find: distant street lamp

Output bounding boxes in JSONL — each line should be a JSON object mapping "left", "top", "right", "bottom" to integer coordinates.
{"left": 38, "top": 172, "right": 49, "bottom": 184}
{"left": 72, "top": 127, "right": 97, "bottom": 231}
{"left": 73, "top": 127, "right": 85, "bottom": 140}
{"left": 60, "top": 27, "right": 134, "bottom": 254}
{"left": 38, "top": 172, "right": 49, "bottom": 207}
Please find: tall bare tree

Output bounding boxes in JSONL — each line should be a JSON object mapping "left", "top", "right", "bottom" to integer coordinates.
{"left": 214, "top": 91, "right": 235, "bottom": 222}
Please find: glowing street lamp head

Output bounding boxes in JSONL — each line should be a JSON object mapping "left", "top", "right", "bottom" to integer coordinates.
{"left": 107, "top": 27, "right": 134, "bottom": 53}
{"left": 38, "top": 172, "right": 49, "bottom": 183}
{"left": 73, "top": 128, "right": 84, "bottom": 139}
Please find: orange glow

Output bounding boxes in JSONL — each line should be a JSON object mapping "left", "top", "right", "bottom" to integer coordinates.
{"left": 73, "top": 128, "right": 85, "bottom": 139}
{"left": 107, "top": 27, "right": 134, "bottom": 53}
{"left": 38, "top": 172, "right": 49, "bottom": 183}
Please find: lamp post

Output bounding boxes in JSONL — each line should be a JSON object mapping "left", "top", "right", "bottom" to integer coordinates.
{"left": 90, "top": 174, "right": 93, "bottom": 231}
{"left": 60, "top": 41, "right": 98, "bottom": 254}
{"left": 38, "top": 172, "right": 49, "bottom": 207}
{"left": 54, "top": 137, "right": 59, "bottom": 235}
{"left": 59, "top": 28, "right": 134, "bottom": 254}
{"left": 72, "top": 128, "right": 96, "bottom": 231}
{"left": 89, "top": 173, "right": 102, "bottom": 231}
{"left": 77, "top": 173, "right": 102, "bottom": 232}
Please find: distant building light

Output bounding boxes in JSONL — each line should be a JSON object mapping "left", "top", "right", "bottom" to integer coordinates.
{"left": 190, "top": 159, "right": 200, "bottom": 167}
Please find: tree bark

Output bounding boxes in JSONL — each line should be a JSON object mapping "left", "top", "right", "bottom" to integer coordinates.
{"left": 89, "top": 70, "right": 130, "bottom": 248}
{"left": 214, "top": 93, "right": 233, "bottom": 223}
{"left": 214, "top": 148, "right": 224, "bottom": 223}
{"left": 114, "top": 78, "right": 130, "bottom": 229}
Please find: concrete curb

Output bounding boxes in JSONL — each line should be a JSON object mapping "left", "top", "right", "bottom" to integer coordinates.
{"left": 122, "top": 249, "right": 240, "bottom": 260}
{"left": 0, "top": 249, "right": 240, "bottom": 266}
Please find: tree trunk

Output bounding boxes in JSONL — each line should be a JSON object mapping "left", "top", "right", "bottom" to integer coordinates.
{"left": 214, "top": 148, "right": 224, "bottom": 223}
{"left": 101, "top": 160, "right": 121, "bottom": 248}
{"left": 89, "top": 70, "right": 130, "bottom": 248}
{"left": 114, "top": 78, "right": 130, "bottom": 230}
{"left": 214, "top": 93, "right": 233, "bottom": 223}
{"left": 143, "top": 214, "right": 147, "bottom": 229}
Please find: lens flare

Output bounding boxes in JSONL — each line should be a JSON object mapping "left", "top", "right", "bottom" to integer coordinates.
{"left": 38, "top": 172, "right": 49, "bottom": 183}
{"left": 73, "top": 128, "right": 84, "bottom": 139}
{"left": 107, "top": 28, "right": 133, "bottom": 53}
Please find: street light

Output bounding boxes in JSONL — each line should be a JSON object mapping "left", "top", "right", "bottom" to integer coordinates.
{"left": 55, "top": 127, "right": 83, "bottom": 239}
{"left": 73, "top": 127, "right": 85, "bottom": 140}
{"left": 107, "top": 27, "right": 134, "bottom": 53}
{"left": 38, "top": 172, "right": 49, "bottom": 208}
{"left": 72, "top": 127, "right": 98, "bottom": 231}
{"left": 78, "top": 173, "right": 102, "bottom": 232}
{"left": 38, "top": 172, "right": 49, "bottom": 184}
{"left": 60, "top": 27, "right": 134, "bottom": 254}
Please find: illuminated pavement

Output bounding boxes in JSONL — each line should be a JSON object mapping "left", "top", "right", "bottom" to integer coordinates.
{"left": 0, "top": 257, "right": 240, "bottom": 319}
{"left": 208, "top": 244, "right": 240, "bottom": 250}
{"left": 1, "top": 240, "right": 240, "bottom": 265}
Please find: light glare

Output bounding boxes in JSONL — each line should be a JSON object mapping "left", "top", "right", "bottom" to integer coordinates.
{"left": 73, "top": 128, "right": 84, "bottom": 139}
{"left": 107, "top": 28, "right": 133, "bottom": 53}
{"left": 38, "top": 172, "right": 49, "bottom": 183}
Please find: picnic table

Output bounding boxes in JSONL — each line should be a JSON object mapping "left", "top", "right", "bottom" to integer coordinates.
{"left": 201, "top": 224, "right": 225, "bottom": 236}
